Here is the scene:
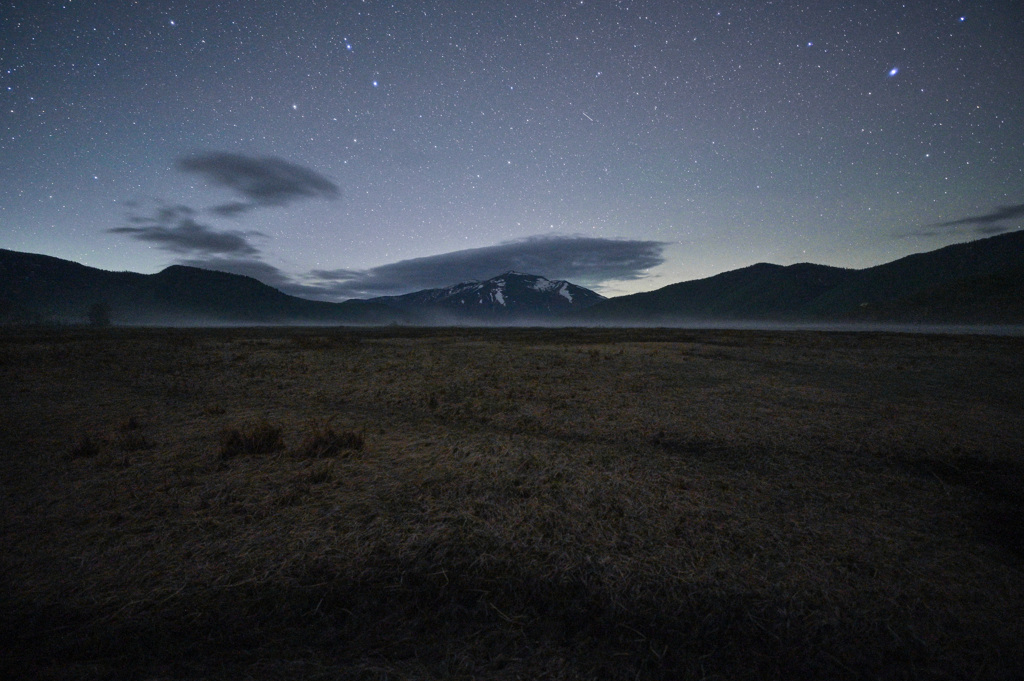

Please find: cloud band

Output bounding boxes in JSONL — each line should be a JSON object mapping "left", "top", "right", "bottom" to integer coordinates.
{"left": 305, "top": 235, "right": 668, "bottom": 298}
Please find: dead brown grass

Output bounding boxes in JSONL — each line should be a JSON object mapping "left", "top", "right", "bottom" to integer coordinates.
{"left": 295, "top": 421, "right": 364, "bottom": 459}
{"left": 218, "top": 420, "right": 286, "bottom": 460}
{"left": 1, "top": 326, "right": 1022, "bottom": 679}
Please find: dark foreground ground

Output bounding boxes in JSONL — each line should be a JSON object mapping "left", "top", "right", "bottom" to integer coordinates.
{"left": 2, "top": 326, "right": 1023, "bottom": 680}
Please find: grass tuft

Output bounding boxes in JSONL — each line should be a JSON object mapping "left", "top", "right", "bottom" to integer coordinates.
{"left": 69, "top": 432, "right": 100, "bottom": 458}
{"left": 307, "top": 464, "right": 334, "bottom": 484}
{"left": 218, "top": 420, "right": 285, "bottom": 459}
{"left": 296, "top": 423, "right": 364, "bottom": 459}
{"left": 116, "top": 431, "right": 153, "bottom": 452}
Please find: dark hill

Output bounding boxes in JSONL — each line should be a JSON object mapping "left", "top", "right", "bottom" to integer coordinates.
{"left": 842, "top": 262, "right": 1024, "bottom": 324}
{"left": 580, "top": 230, "right": 1024, "bottom": 325}
{"left": 582, "top": 262, "right": 853, "bottom": 323}
{"left": 803, "top": 230, "right": 1024, "bottom": 321}
{"left": 0, "top": 249, "right": 403, "bottom": 325}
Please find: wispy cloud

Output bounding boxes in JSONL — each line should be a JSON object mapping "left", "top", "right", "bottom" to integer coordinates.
{"left": 208, "top": 201, "right": 255, "bottom": 217}
{"left": 304, "top": 235, "right": 669, "bottom": 299}
{"left": 174, "top": 257, "right": 298, "bottom": 290}
{"left": 108, "top": 203, "right": 264, "bottom": 256}
{"left": 112, "top": 152, "right": 340, "bottom": 265}
{"left": 909, "top": 202, "right": 1024, "bottom": 237}
{"left": 934, "top": 203, "right": 1024, "bottom": 228}
{"left": 176, "top": 152, "right": 340, "bottom": 215}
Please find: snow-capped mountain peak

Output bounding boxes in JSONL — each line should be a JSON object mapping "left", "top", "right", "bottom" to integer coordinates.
{"left": 370, "top": 271, "right": 605, "bottom": 322}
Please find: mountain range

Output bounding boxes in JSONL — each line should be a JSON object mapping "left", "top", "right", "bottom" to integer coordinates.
{"left": 1, "top": 229, "right": 1022, "bottom": 326}
{"left": 578, "top": 229, "right": 1024, "bottom": 325}
{"left": 0, "top": 251, "right": 402, "bottom": 326}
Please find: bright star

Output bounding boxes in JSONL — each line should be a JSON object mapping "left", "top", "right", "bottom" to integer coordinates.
{"left": 888, "top": 67, "right": 899, "bottom": 77}
{"left": 169, "top": 20, "right": 176, "bottom": 26}
{"left": 372, "top": 80, "right": 378, "bottom": 87}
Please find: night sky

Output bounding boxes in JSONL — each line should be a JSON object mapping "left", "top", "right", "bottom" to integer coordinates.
{"left": 2, "top": 1, "right": 1022, "bottom": 300}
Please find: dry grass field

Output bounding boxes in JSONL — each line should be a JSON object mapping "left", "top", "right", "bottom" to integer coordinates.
{"left": 2, "top": 326, "right": 1023, "bottom": 680}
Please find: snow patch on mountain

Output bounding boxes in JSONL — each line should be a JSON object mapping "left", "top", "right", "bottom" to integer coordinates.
{"left": 368, "top": 270, "right": 605, "bottom": 321}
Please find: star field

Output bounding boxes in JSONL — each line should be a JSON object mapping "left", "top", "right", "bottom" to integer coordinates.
{"left": 2, "top": 1, "right": 1022, "bottom": 298}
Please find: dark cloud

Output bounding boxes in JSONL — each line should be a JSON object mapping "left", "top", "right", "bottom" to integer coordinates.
{"left": 110, "top": 220, "right": 262, "bottom": 256}
{"left": 306, "top": 235, "right": 668, "bottom": 299}
{"left": 176, "top": 152, "right": 340, "bottom": 211}
{"left": 109, "top": 204, "right": 264, "bottom": 256}
{"left": 175, "top": 257, "right": 292, "bottom": 288}
{"left": 208, "top": 201, "right": 255, "bottom": 217}
{"left": 974, "top": 224, "right": 1014, "bottom": 235}
{"left": 934, "top": 203, "right": 1024, "bottom": 228}
{"left": 110, "top": 154, "right": 346, "bottom": 287}
{"left": 167, "top": 235, "right": 668, "bottom": 302}
{"left": 909, "top": 203, "right": 1024, "bottom": 237}
{"left": 112, "top": 153, "right": 337, "bottom": 256}
{"left": 174, "top": 256, "right": 338, "bottom": 299}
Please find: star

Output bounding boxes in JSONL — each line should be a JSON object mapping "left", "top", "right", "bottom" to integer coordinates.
{"left": 887, "top": 67, "right": 899, "bottom": 77}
